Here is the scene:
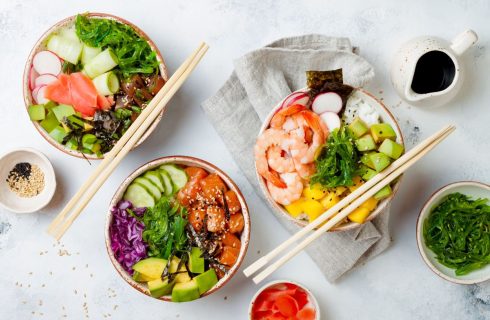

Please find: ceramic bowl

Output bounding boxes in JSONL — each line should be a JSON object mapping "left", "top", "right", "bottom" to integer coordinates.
{"left": 248, "top": 280, "right": 320, "bottom": 319}
{"left": 105, "top": 156, "right": 251, "bottom": 301}
{"left": 416, "top": 181, "right": 490, "bottom": 284}
{"left": 0, "top": 148, "right": 56, "bottom": 213}
{"left": 23, "top": 12, "right": 169, "bottom": 160}
{"left": 256, "top": 88, "right": 404, "bottom": 231}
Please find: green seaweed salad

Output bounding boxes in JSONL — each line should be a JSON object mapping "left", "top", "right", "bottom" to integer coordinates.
{"left": 423, "top": 192, "right": 490, "bottom": 276}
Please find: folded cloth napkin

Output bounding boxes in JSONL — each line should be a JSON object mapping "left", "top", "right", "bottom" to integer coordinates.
{"left": 202, "top": 34, "right": 391, "bottom": 282}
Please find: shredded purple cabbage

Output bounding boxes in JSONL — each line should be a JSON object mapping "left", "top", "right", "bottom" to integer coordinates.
{"left": 109, "top": 200, "right": 147, "bottom": 274}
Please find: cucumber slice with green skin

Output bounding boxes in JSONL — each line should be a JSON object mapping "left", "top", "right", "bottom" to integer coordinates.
{"left": 144, "top": 171, "right": 164, "bottom": 193}
{"left": 47, "top": 35, "right": 83, "bottom": 65}
{"left": 160, "top": 165, "right": 188, "bottom": 191}
{"left": 158, "top": 169, "right": 173, "bottom": 196}
{"left": 124, "top": 183, "right": 155, "bottom": 208}
{"left": 83, "top": 48, "right": 118, "bottom": 79}
{"left": 134, "top": 177, "right": 161, "bottom": 200}
{"left": 81, "top": 44, "right": 102, "bottom": 66}
{"left": 92, "top": 71, "right": 120, "bottom": 95}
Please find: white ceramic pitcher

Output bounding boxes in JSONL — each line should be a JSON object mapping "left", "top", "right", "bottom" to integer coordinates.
{"left": 391, "top": 30, "right": 478, "bottom": 108}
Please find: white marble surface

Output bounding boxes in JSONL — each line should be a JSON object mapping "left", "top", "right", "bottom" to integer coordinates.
{"left": 0, "top": 0, "right": 489, "bottom": 319}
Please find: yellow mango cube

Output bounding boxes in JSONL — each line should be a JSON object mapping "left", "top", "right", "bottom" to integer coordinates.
{"left": 334, "top": 186, "right": 347, "bottom": 196}
{"left": 301, "top": 199, "right": 325, "bottom": 222}
{"left": 284, "top": 199, "right": 306, "bottom": 218}
{"left": 348, "top": 176, "right": 364, "bottom": 192}
{"left": 303, "top": 184, "right": 327, "bottom": 200}
{"left": 361, "top": 197, "right": 378, "bottom": 211}
{"left": 320, "top": 192, "right": 340, "bottom": 210}
{"left": 348, "top": 207, "right": 371, "bottom": 224}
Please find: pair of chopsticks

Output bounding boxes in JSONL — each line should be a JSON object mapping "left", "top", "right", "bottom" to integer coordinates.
{"left": 244, "top": 124, "right": 456, "bottom": 284}
{"left": 47, "top": 42, "right": 209, "bottom": 240}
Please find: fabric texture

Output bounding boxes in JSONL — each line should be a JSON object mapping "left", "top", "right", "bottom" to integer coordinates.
{"left": 201, "top": 34, "right": 391, "bottom": 282}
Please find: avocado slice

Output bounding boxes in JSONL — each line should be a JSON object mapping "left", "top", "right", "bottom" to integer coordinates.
{"left": 148, "top": 278, "right": 175, "bottom": 298}
{"left": 65, "top": 138, "right": 78, "bottom": 150}
{"left": 28, "top": 104, "right": 46, "bottom": 121}
{"left": 348, "top": 117, "right": 369, "bottom": 138}
{"left": 132, "top": 257, "right": 167, "bottom": 280}
{"left": 194, "top": 269, "right": 218, "bottom": 295}
{"left": 374, "top": 185, "right": 392, "bottom": 200}
{"left": 40, "top": 111, "right": 60, "bottom": 133}
{"left": 378, "top": 139, "right": 404, "bottom": 159}
{"left": 132, "top": 271, "right": 153, "bottom": 282}
{"left": 368, "top": 152, "right": 392, "bottom": 172}
{"left": 49, "top": 126, "right": 68, "bottom": 143}
{"left": 171, "top": 279, "right": 200, "bottom": 302}
{"left": 134, "top": 177, "right": 162, "bottom": 200}
{"left": 358, "top": 165, "right": 377, "bottom": 181}
{"left": 52, "top": 104, "right": 75, "bottom": 122}
{"left": 360, "top": 152, "right": 376, "bottom": 170}
{"left": 188, "top": 247, "right": 205, "bottom": 274}
{"left": 370, "top": 123, "right": 396, "bottom": 143}
{"left": 169, "top": 257, "right": 191, "bottom": 283}
{"left": 355, "top": 134, "right": 376, "bottom": 152}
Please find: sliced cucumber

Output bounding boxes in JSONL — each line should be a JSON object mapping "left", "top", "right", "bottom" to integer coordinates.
{"left": 134, "top": 177, "right": 161, "bottom": 200}
{"left": 83, "top": 48, "right": 118, "bottom": 79}
{"left": 92, "top": 71, "right": 120, "bottom": 95}
{"left": 59, "top": 26, "right": 79, "bottom": 41}
{"left": 144, "top": 171, "right": 164, "bottom": 193}
{"left": 158, "top": 169, "right": 173, "bottom": 196}
{"left": 160, "top": 165, "right": 188, "bottom": 191}
{"left": 124, "top": 183, "right": 155, "bottom": 208}
{"left": 47, "top": 35, "right": 82, "bottom": 65}
{"left": 81, "top": 44, "right": 102, "bottom": 66}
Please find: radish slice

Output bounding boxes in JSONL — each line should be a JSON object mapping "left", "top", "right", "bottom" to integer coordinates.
{"left": 34, "top": 74, "right": 58, "bottom": 87}
{"left": 312, "top": 92, "right": 342, "bottom": 114}
{"left": 281, "top": 92, "right": 309, "bottom": 109}
{"left": 32, "top": 51, "right": 62, "bottom": 76}
{"left": 319, "top": 112, "right": 341, "bottom": 132}
{"left": 33, "top": 85, "right": 49, "bottom": 104}
{"left": 29, "top": 66, "right": 39, "bottom": 90}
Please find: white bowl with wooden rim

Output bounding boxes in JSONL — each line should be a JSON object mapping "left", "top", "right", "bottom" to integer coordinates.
{"left": 416, "top": 181, "right": 490, "bottom": 284}
{"left": 22, "top": 12, "right": 169, "bottom": 160}
{"left": 256, "top": 88, "right": 404, "bottom": 231}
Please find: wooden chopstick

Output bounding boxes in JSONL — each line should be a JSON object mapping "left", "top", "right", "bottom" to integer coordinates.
{"left": 47, "top": 43, "right": 209, "bottom": 240}
{"left": 245, "top": 125, "right": 455, "bottom": 283}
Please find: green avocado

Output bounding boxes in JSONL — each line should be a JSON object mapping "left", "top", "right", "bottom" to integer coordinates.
{"left": 132, "top": 257, "right": 167, "bottom": 280}
{"left": 171, "top": 279, "right": 200, "bottom": 302}
{"left": 132, "top": 271, "right": 153, "bottom": 282}
{"left": 52, "top": 104, "right": 75, "bottom": 122}
{"left": 370, "top": 123, "right": 396, "bottom": 143}
{"left": 368, "top": 152, "right": 392, "bottom": 172}
{"left": 358, "top": 165, "right": 377, "bottom": 181}
{"left": 348, "top": 117, "right": 369, "bottom": 138}
{"left": 374, "top": 185, "right": 392, "bottom": 200}
{"left": 49, "top": 126, "right": 68, "bottom": 143}
{"left": 169, "top": 257, "right": 191, "bottom": 283}
{"left": 188, "top": 247, "right": 205, "bottom": 274}
{"left": 28, "top": 104, "right": 46, "bottom": 121}
{"left": 148, "top": 278, "right": 175, "bottom": 298}
{"left": 355, "top": 134, "right": 376, "bottom": 152}
{"left": 40, "top": 111, "right": 60, "bottom": 133}
{"left": 360, "top": 152, "right": 376, "bottom": 170}
{"left": 378, "top": 139, "right": 404, "bottom": 159}
{"left": 194, "top": 269, "right": 218, "bottom": 295}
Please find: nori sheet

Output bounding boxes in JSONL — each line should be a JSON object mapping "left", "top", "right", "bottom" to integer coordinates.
{"left": 306, "top": 69, "right": 354, "bottom": 110}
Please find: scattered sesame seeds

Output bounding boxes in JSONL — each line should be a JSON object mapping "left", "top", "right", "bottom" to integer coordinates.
{"left": 6, "top": 163, "right": 44, "bottom": 197}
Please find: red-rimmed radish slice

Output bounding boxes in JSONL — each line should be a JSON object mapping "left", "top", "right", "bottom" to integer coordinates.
{"left": 312, "top": 92, "right": 342, "bottom": 114}
{"left": 29, "top": 66, "right": 39, "bottom": 90}
{"left": 32, "top": 51, "right": 62, "bottom": 76}
{"left": 34, "top": 74, "right": 58, "bottom": 87}
{"left": 319, "top": 111, "right": 341, "bottom": 132}
{"left": 33, "top": 85, "right": 49, "bottom": 104}
{"left": 281, "top": 91, "right": 309, "bottom": 109}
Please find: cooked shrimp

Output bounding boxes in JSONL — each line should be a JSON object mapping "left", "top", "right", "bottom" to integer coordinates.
{"left": 255, "top": 128, "right": 291, "bottom": 188}
{"left": 289, "top": 110, "right": 326, "bottom": 164}
{"left": 286, "top": 134, "right": 316, "bottom": 179}
{"left": 270, "top": 104, "right": 307, "bottom": 128}
{"left": 267, "top": 146, "right": 295, "bottom": 173}
{"left": 266, "top": 172, "right": 303, "bottom": 205}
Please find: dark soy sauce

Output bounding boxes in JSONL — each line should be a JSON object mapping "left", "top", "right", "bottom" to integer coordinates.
{"left": 411, "top": 50, "right": 456, "bottom": 94}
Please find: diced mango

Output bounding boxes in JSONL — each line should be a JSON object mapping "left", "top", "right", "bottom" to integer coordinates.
{"left": 361, "top": 197, "right": 378, "bottom": 211}
{"left": 320, "top": 192, "right": 340, "bottom": 209}
{"left": 301, "top": 199, "right": 325, "bottom": 222}
{"left": 285, "top": 199, "right": 306, "bottom": 218}
{"left": 348, "top": 207, "right": 371, "bottom": 224}
{"left": 334, "top": 186, "right": 347, "bottom": 196}
{"left": 303, "top": 184, "right": 327, "bottom": 200}
{"left": 348, "top": 176, "right": 363, "bottom": 192}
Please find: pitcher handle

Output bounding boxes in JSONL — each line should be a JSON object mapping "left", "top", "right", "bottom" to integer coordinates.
{"left": 450, "top": 29, "right": 478, "bottom": 56}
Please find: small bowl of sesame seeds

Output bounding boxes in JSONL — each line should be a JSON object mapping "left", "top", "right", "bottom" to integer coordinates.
{"left": 0, "top": 148, "right": 56, "bottom": 213}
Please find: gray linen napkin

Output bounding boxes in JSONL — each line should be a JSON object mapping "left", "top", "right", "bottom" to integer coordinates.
{"left": 202, "top": 34, "right": 391, "bottom": 282}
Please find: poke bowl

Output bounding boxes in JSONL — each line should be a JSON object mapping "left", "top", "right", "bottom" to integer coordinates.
{"left": 105, "top": 156, "right": 250, "bottom": 302}
{"left": 255, "top": 70, "right": 404, "bottom": 231}
{"left": 23, "top": 13, "right": 168, "bottom": 160}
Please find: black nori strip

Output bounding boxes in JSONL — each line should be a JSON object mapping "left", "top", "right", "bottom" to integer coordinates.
{"left": 306, "top": 69, "right": 343, "bottom": 90}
